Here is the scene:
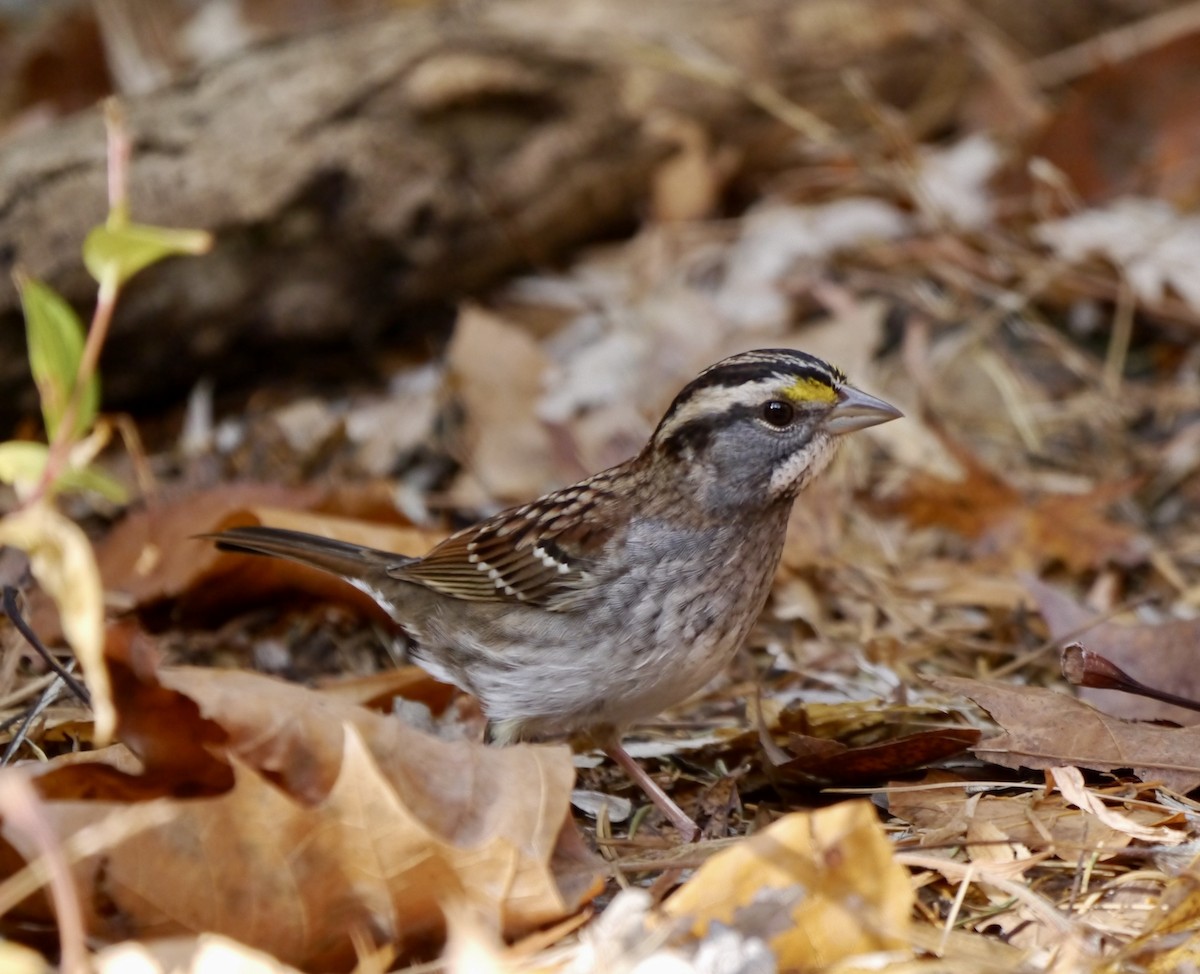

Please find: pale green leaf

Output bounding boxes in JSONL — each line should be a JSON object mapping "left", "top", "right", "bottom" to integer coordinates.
{"left": 0, "top": 441, "right": 127, "bottom": 501}
{"left": 83, "top": 222, "right": 212, "bottom": 287}
{"left": 17, "top": 277, "right": 99, "bottom": 438}
{"left": 0, "top": 441, "right": 49, "bottom": 489}
{"left": 59, "top": 465, "right": 128, "bottom": 503}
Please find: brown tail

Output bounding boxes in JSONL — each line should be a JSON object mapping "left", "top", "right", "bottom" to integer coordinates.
{"left": 205, "top": 526, "right": 410, "bottom": 585}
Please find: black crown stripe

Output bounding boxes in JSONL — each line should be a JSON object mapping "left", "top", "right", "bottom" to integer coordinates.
{"left": 657, "top": 350, "right": 843, "bottom": 429}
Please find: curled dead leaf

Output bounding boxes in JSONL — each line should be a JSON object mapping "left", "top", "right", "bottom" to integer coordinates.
{"left": 664, "top": 801, "right": 912, "bottom": 971}
{"left": 0, "top": 504, "right": 113, "bottom": 744}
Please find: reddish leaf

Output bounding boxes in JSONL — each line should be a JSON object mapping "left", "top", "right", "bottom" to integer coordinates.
{"left": 1027, "top": 575, "right": 1200, "bottom": 725}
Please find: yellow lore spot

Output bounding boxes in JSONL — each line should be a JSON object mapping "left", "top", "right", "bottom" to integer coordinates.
{"left": 782, "top": 376, "right": 838, "bottom": 403}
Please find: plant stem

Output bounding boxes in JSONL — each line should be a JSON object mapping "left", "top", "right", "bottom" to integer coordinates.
{"left": 27, "top": 100, "right": 130, "bottom": 506}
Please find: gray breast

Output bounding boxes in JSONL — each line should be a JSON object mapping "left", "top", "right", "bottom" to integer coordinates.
{"left": 412, "top": 510, "right": 791, "bottom": 740}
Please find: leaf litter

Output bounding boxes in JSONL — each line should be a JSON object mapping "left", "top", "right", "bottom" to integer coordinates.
{"left": 0, "top": 634, "right": 599, "bottom": 971}
{"left": 9, "top": 3, "right": 1200, "bottom": 972}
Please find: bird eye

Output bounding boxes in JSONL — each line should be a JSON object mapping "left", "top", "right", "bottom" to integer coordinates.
{"left": 761, "top": 400, "right": 794, "bottom": 427}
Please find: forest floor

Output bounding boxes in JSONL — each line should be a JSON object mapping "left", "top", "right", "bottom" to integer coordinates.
{"left": 5, "top": 2, "right": 1200, "bottom": 972}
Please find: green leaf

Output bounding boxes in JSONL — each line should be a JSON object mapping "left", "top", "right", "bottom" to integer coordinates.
{"left": 17, "top": 277, "right": 99, "bottom": 438}
{"left": 0, "top": 441, "right": 127, "bottom": 502}
{"left": 59, "top": 465, "right": 127, "bottom": 503}
{"left": 83, "top": 222, "right": 212, "bottom": 287}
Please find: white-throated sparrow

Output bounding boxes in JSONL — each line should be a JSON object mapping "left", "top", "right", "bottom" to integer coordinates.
{"left": 210, "top": 348, "right": 901, "bottom": 839}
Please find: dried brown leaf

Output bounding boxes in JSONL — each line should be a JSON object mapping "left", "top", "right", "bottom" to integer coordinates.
{"left": 889, "top": 771, "right": 1168, "bottom": 859}
{"left": 95, "top": 483, "right": 322, "bottom": 606}
{"left": 95, "top": 485, "right": 444, "bottom": 617}
{"left": 446, "top": 305, "right": 557, "bottom": 504}
{"left": 1049, "top": 766, "right": 1182, "bottom": 844}
{"left": 649, "top": 115, "right": 732, "bottom": 222}
{"left": 314, "top": 666, "right": 457, "bottom": 714}
{"left": 6, "top": 727, "right": 592, "bottom": 969}
{"left": 187, "top": 507, "right": 440, "bottom": 621}
{"left": 1027, "top": 34, "right": 1200, "bottom": 206}
{"left": 769, "top": 727, "right": 980, "bottom": 784}
{"left": 3, "top": 661, "right": 600, "bottom": 966}
{"left": 933, "top": 675, "right": 1200, "bottom": 794}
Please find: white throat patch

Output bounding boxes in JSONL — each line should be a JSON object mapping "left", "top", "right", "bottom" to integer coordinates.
{"left": 768, "top": 433, "right": 839, "bottom": 499}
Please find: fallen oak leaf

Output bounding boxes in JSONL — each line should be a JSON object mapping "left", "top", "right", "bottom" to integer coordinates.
{"left": 92, "top": 484, "right": 444, "bottom": 622}
{"left": 754, "top": 697, "right": 981, "bottom": 785}
{"left": 931, "top": 675, "right": 1200, "bottom": 794}
{"left": 94, "top": 483, "right": 322, "bottom": 607}
{"left": 184, "top": 506, "right": 445, "bottom": 621}
{"left": 102, "top": 637, "right": 582, "bottom": 845}
{"left": 6, "top": 634, "right": 600, "bottom": 964}
{"left": 314, "top": 665, "right": 457, "bottom": 715}
{"left": 446, "top": 306, "right": 558, "bottom": 503}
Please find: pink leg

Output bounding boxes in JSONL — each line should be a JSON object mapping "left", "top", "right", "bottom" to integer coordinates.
{"left": 605, "top": 744, "right": 699, "bottom": 842}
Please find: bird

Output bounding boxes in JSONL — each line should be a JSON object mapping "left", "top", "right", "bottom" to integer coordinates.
{"left": 208, "top": 348, "right": 901, "bottom": 839}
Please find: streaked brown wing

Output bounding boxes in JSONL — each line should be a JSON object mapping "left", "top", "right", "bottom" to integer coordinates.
{"left": 389, "top": 475, "right": 622, "bottom": 608}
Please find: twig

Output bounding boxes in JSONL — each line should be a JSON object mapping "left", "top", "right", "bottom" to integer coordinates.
{"left": 0, "top": 672, "right": 57, "bottom": 712}
{"left": 1028, "top": 1, "right": 1200, "bottom": 88}
{"left": 1103, "top": 279, "right": 1135, "bottom": 397}
{"left": 0, "top": 773, "right": 88, "bottom": 974}
{"left": 1, "top": 673, "right": 66, "bottom": 766}
{"left": 1, "top": 587, "right": 91, "bottom": 705}
{"left": 626, "top": 38, "right": 837, "bottom": 146}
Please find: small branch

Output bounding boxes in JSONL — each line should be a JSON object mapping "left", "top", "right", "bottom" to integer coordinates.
{"left": 1028, "top": 1, "right": 1200, "bottom": 88}
{"left": 0, "top": 774, "right": 88, "bottom": 974}
{"left": 1, "top": 674, "right": 66, "bottom": 766}
{"left": 1, "top": 587, "right": 91, "bottom": 706}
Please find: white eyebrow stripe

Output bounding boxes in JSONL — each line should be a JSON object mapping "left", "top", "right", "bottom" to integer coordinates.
{"left": 656, "top": 374, "right": 834, "bottom": 442}
{"left": 657, "top": 379, "right": 778, "bottom": 436}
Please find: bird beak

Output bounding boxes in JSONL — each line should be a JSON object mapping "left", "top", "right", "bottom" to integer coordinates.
{"left": 824, "top": 384, "right": 903, "bottom": 435}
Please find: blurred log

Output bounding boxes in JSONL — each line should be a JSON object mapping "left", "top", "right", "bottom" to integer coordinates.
{"left": 0, "top": 0, "right": 1178, "bottom": 428}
